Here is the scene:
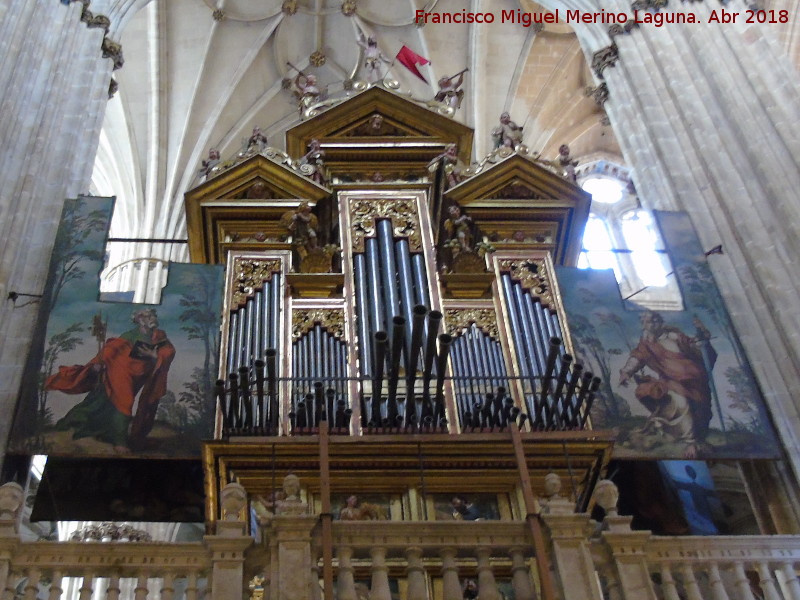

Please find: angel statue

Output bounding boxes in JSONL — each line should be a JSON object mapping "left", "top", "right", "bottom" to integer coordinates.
{"left": 357, "top": 33, "right": 390, "bottom": 83}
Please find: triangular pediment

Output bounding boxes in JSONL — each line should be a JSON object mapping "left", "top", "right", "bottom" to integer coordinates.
{"left": 185, "top": 154, "right": 330, "bottom": 264}
{"left": 285, "top": 86, "right": 473, "bottom": 164}
{"left": 445, "top": 154, "right": 591, "bottom": 266}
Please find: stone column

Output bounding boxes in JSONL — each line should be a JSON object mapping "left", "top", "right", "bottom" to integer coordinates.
{"left": 205, "top": 482, "right": 254, "bottom": 600}
{"left": 0, "top": 1, "right": 114, "bottom": 466}
{"left": 0, "top": 482, "right": 23, "bottom": 595}
{"left": 540, "top": 486, "right": 603, "bottom": 600}
{"left": 595, "top": 480, "right": 657, "bottom": 600}
{"left": 270, "top": 515, "right": 318, "bottom": 600}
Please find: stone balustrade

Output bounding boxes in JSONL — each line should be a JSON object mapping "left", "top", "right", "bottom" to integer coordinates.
{"left": 329, "top": 520, "right": 537, "bottom": 600}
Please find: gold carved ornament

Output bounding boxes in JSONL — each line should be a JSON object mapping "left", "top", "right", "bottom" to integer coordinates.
{"left": 348, "top": 198, "right": 421, "bottom": 252}
{"left": 292, "top": 309, "right": 346, "bottom": 340}
{"left": 231, "top": 258, "right": 282, "bottom": 307}
{"left": 445, "top": 309, "right": 500, "bottom": 340}
{"left": 497, "top": 258, "right": 555, "bottom": 309}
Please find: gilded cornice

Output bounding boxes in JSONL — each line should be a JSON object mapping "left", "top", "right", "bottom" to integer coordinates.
{"left": 348, "top": 197, "right": 421, "bottom": 252}
{"left": 445, "top": 309, "right": 499, "bottom": 340}
{"left": 292, "top": 308, "right": 345, "bottom": 340}
{"left": 497, "top": 258, "right": 555, "bottom": 309}
{"left": 230, "top": 257, "right": 282, "bottom": 307}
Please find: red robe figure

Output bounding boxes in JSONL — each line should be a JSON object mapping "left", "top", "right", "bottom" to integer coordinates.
{"left": 619, "top": 311, "right": 715, "bottom": 458}
{"left": 47, "top": 308, "right": 175, "bottom": 453}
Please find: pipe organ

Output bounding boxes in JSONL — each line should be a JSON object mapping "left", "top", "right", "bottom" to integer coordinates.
{"left": 184, "top": 86, "right": 595, "bottom": 440}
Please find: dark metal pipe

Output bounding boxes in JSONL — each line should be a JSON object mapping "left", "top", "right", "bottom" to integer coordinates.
{"left": 244, "top": 297, "right": 255, "bottom": 366}
{"left": 553, "top": 354, "right": 574, "bottom": 428}
{"left": 326, "top": 388, "right": 335, "bottom": 425}
{"left": 574, "top": 372, "right": 595, "bottom": 427}
{"left": 405, "top": 305, "right": 428, "bottom": 424}
{"left": 512, "top": 283, "right": 539, "bottom": 383}
{"left": 522, "top": 293, "right": 548, "bottom": 377}
{"left": 422, "top": 310, "right": 443, "bottom": 386}
{"left": 254, "top": 358, "right": 265, "bottom": 430}
{"left": 261, "top": 279, "right": 272, "bottom": 361}
{"left": 266, "top": 348, "right": 278, "bottom": 430}
{"left": 253, "top": 290, "right": 263, "bottom": 362}
{"left": 562, "top": 363, "right": 583, "bottom": 425}
{"left": 395, "top": 239, "right": 417, "bottom": 360}
{"left": 372, "top": 331, "right": 388, "bottom": 424}
{"left": 354, "top": 254, "right": 372, "bottom": 378}
{"left": 539, "top": 337, "right": 562, "bottom": 428}
{"left": 501, "top": 274, "right": 537, "bottom": 419}
{"left": 411, "top": 253, "right": 431, "bottom": 342}
{"left": 387, "top": 316, "right": 406, "bottom": 422}
{"left": 433, "top": 333, "right": 453, "bottom": 424}
{"left": 227, "top": 312, "right": 239, "bottom": 376}
{"left": 270, "top": 275, "right": 281, "bottom": 351}
{"left": 239, "top": 366, "right": 252, "bottom": 430}
{"left": 304, "top": 393, "right": 314, "bottom": 429}
{"left": 376, "top": 219, "right": 401, "bottom": 326}
{"left": 579, "top": 377, "right": 602, "bottom": 428}
{"left": 314, "top": 382, "right": 324, "bottom": 425}
{"left": 236, "top": 303, "right": 248, "bottom": 373}
{"left": 228, "top": 372, "right": 240, "bottom": 430}
{"left": 365, "top": 238, "right": 385, "bottom": 341}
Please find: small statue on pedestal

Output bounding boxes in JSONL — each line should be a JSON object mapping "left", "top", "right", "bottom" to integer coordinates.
{"left": 300, "top": 138, "right": 327, "bottom": 186}
{"left": 434, "top": 70, "right": 467, "bottom": 110}
{"left": 558, "top": 144, "right": 578, "bottom": 182}
{"left": 357, "top": 33, "right": 390, "bottom": 83}
{"left": 246, "top": 126, "right": 268, "bottom": 154}
{"left": 444, "top": 205, "right": 473, "bottom": 254}
{"left": 491, "top": 112, "right": 523, "bottom": 149}
{"left": 199, "top": 148, "right": 220, "bottom": 180}
{"left": 428, "top": 143, "right": 465, "bottom": 189}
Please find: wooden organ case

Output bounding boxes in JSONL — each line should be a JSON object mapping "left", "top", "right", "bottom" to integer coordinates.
{"left": 187, "top": 87, "right": 613, "bottom": 533}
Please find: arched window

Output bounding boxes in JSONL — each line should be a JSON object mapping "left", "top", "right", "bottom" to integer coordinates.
{"left": 577, "top": 162, "right": 683, "bottom": 310}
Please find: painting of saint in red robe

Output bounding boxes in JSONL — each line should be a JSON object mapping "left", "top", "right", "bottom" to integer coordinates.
{"left": 619, "top": 311, "right": 715, "bottom": 459}
{"left": 45, "top": 308, "right": 175, "bottom": 453}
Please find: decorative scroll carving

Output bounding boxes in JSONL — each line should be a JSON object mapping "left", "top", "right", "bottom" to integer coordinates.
{"left": 292, "top": 308, "right": 345, "bottom": 340}
{"left": 348, "top": 198, "right": 421, "bottom": 252}
{"left": 231, "top": 257, "right": 282, "bottom": 306}
{"left": 445, "top": 309, "right": 499, "bottom": 340}
{"left": 497, "top": 258, "right": 555, "bottom": 308}
{"left": 591, "top": 44, "right": 618, "bottom": 80}
{"left": 69, "top": 523, "right": 152, "bottom": 542}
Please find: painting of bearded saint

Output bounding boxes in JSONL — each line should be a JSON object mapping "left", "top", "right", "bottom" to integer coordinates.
{"left": 619, "top": 311, "right": 715, "bottom": 459}
{"left": 46, "top": 308, "right": 175, "bottom": 453}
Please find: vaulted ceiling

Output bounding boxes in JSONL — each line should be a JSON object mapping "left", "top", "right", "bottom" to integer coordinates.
{"left": 90, "top": 0, "right": 621, "bottom": 256}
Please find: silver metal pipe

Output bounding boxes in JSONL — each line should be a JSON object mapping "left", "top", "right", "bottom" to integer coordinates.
{"left": 365, "top": 238, "right": 385, "bottom": 341}
{"left": 395, "top": 239, "right": 417, "bottom": 360}
{"left": 266, "top": 348, "right": 278, "bottom": 430}
{"left": 244, "top": 297, "right": 255, "bottom": 367}
{"left": 227, "top": 312, "right": 239, "bottom": 376}
{"left": 411, "top": 253, "right": 430, "bottom": 343}
{"left": 434, "top": 333, "right": 453, "bottom": 426}
{"left": 270, "top": 274, "right": 281, "bottom": 351}
{"left": 377, "top": 219, "right": 401, "bottom": 337}
{"left": 372, "top": 331, "right": 388, "bottom": 425}
{"left": 261, "top": 279, "right": 272, "bottom": 359}
{"left": 253, "top": 290, "right": 263, "bottom": 362}
{"left": 501, "top": 274, "right": 537, "bottom": 419}
{"left": 422, "top": 310, "right": 443, "bottom": 386}
{"left": 387, "top": 316, "right": 406, "bottom": 421}
{"left": 522, "top": 293, "right": 547, "bottom": 377}
{"left": 354, "top": 254, "right": 372, "bottom": 378}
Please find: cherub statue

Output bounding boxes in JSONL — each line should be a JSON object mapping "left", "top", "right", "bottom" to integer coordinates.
{"left": 246, "top": 126, "right": 268, "bottom": 153}
{"left": 300, "top": 138, "right": 327, "bottom": 186}
{"left": 357, "top": 33, "right": 390, "bottom": 83}
{"left": 292, "top": 72, "right": 321, "bottom": 113}
{"left": 491, "top": 112, "right": 523, "bottom": 149}
{"left": 280, "top": 201, "right": 318, "bottom": 260}
{"left": 427, "top": 143, "right": 464, "bottom": 189}
{"left": 434, "top": 70, "right": 467, "bottom": 110}
{"left": 199, "top": 148, "right": 220, "bottom": 180}
{"left": 558, "top": 144, "right": 578, "bottom": 182}
{"left": 444, "top": 205, "right": 473, "bottom": 253}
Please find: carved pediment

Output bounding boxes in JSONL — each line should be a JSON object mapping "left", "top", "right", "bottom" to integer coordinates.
{"left": 285, "top": 87, "right": 473, "bottom": 165}
{"left": 185, "top": 154, "right": 330, "bottom": 264}
{"left": 339, "top": 112, "right": 422, "bottom": 138}
{"left": 445, "top": 154, "right": 590, "bottom": 266}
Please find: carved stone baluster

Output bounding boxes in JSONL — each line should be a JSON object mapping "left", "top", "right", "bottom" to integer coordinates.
{"left": 476, "top": 548, "right": 501, "bottom": 600}
{"left": 78, "top": 571, "right": 93, "bottom": 600}
{"left": 756, "top": 562, "right": 782, "bottom": 600}
{"left": 161, "top": 573, "right": 175, "bottom": 600}
{"left": 310, "top": 549, "right": 322, "bottom": 600}
{"left": 439, "top": 548, "right": 461, "bottom": 600}
{"left": 658, "top": 565, "right": 681, "bottom": 600}
{"left": 781, "top": 563, "right": 800, "bottom": 600}
{"left": 708, "top": 563, "right": 730, "bottom": 600}
{"left": 23, "top": 569, "right": 40, "bottom": 600}
{"left": 47, "top": 570, "right": 63, "bottom": 600}
{"left": 185, "top": 572, "right": 199, "bottom": 600}
{"left": 105, "top": 573, "right": 120, "bottom": 600}
{"left": 731, "top": 563, "right": 756, "bottom": 600}
{"left": 336, "top": 546, "right": 357, "bottom": 600}
{"left": 405, "top": 547, "right": 427, "bottom": 600}
{"left": 134, "top": 574, "right": 149, "bottom": 600}
{"left": 509, "top": 548, "right": 535, "bottom": 600}
{"left": 676, "top": 564, "right": 702, "bottom": 600}
{"left": 369, "top": 547, "right": 392, "bottom": 600}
